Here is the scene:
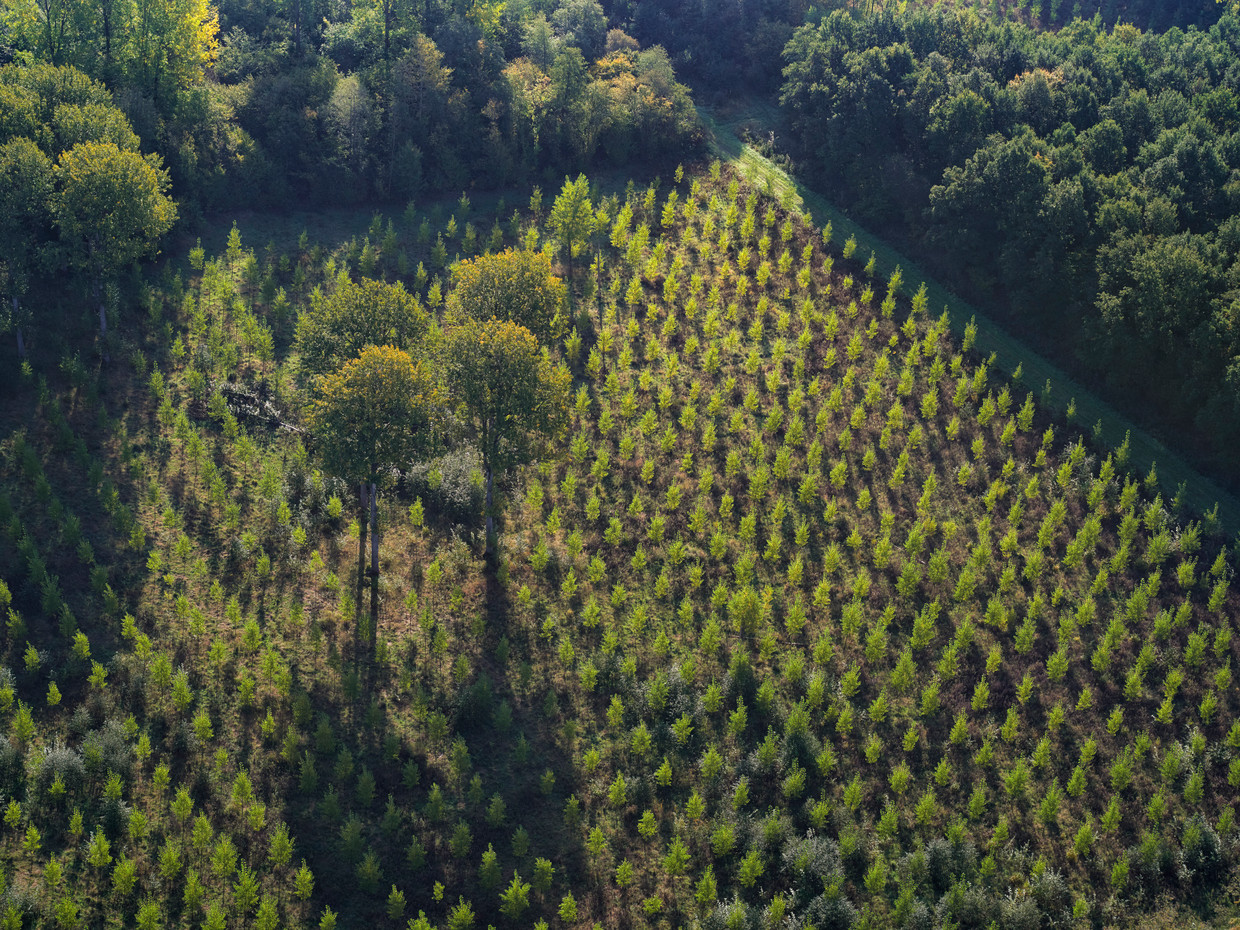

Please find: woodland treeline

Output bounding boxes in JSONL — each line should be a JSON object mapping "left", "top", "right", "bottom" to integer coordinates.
{"left": 600, "top": 0, "right": 1222, "bottom": 93}
{"left": 781, "top": 8, "right": 1240, "bottom": 481}
{"left": 2, "top": 0, "right": 1215, "bottom": 242}
{"left": 0, "top": 0, "right": 701, "bottom": 215}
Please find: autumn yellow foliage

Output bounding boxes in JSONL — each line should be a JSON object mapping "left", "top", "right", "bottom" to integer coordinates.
{"left": 308, "top": 345, "right": 441, "bottom": 483}
{"left": 448, "top": 248, "right": 566, "bottom": 342}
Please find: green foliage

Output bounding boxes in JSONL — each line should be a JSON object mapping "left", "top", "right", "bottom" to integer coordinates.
{"left": 2, "top": 159, "right": 1236, "bottom": 930}
{"left": 439, "top": 315, "right": 571, "bottom": 545}
{"left": 56, "top": 140, "right": 177, "bottom": 288}
{"left": 500, "top": 872, "right": 531, "bottom": 920}
{"left": 295, "top": 277, "right": 430, "bottom": 384}
{"left": 447, "top": 249, "right": 566, "bottom": 343}
{"left": 782, "top": 8, "right": 1240, "bottom": 465}
{"left": 308, "top": 344, "right": 441, "bottom": 484}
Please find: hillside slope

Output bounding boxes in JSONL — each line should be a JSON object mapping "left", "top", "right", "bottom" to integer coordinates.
{"left": 0, "top": 165, "right": 1237, "bottom": 930}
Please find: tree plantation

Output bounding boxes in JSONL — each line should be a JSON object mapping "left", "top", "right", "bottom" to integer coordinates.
{"left": 3, "top": 0, "right": 1240, "bottom": 927}
{"left": 0, "top": 159, "right": 1237, "bottom": 929}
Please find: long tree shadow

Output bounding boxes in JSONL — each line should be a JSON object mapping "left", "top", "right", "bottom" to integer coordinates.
{"left": 483, "top": 548, "right": 513, "bottom": 636}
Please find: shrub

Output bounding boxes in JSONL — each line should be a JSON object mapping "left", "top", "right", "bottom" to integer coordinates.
{"left": 405, "top": 449, "right": 485, "bottom": 525}
{"left": 82, "top": 721, "right": 133, "bottom": 778}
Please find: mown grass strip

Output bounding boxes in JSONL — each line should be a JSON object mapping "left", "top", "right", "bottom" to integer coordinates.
{"left": 697, "top": 103, "right": 1240, "bottom": 537}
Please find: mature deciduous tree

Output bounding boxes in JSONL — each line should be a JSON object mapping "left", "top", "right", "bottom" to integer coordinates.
{"left": 0, "top": 62, "right": 117, "bottom": 145}
{"left": 50, "top": 100, "right": 141, "bottom": 152}
{"left": 0, "top": 64, "right": 169, "bottom": 355}
{"left": 2, "top": 0, "right": 77, "bottom": 67}
{"left": 54, "top": 140, "right": 176, "bottom": 358}
{"left": 0, "top": 137, "right": 54, "bottom": 358}
{"left": 128, "top": 0, "right": 220, "bottom": 96}
{"left": 327, "top": 74, "right": 375, "bottom": 192}
{"left": 438, "top": 318, "right": 570, "bottom": 555}
{"left": 447, "top": 248, "right": 565, "bottom": 343}
{"left": 3, "top": 0, "right": 218, "bottom": 105}
{"left": 551, "top": 0, "right": 606, "bottom": 61}
{"left": 308, "top": 345, "right": 441, "bottom": 654}
{"left": 295, "top": 276, "right": 430, "bottom": 384}
{"left": 504, "top": 56, "right": 554, "bottom": 165}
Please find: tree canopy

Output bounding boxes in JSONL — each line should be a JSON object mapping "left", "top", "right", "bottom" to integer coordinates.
{"left": 439, "top": 316, "right": 569, "bottom": 477}
{"left": 0, "top": 137, "right": 54, "bottom": 301}
{"left": 2, "top": 0, "right": 219, "bottom": 100}
{"left": 53, "top": 136, "right": 174, "bottom": 355}
{"left": 295, "top": 275, "right": 430, "bottom": 384}
{"left": 306, "top": 344, "right": 441, "bottom": 484}
{"left": 54, "top": 140, "right": 177, "bottom": 282}
{"left": 438, "top": 316, "right": 570, "bottom": 549}
{"left": 447, "top": 249, "right": 566, "bottom": 343}
{"left": 0, "top": 63, "right": 168, "bottom": 353}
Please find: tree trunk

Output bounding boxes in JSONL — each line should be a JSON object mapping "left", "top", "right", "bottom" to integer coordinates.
{"left": 595, "top": 249, "right": 603, "bottom": 331}
{"left": 383, "top": 0, "right": 391, "bottom": 61}
{"left": 102, "top": 1, "right": 111, "bottom": 64}
{"left": 357, "top": 481, "right": 368, "bottom": 657}
{"left": 94, "top": 276, "right": 110, "bottom": 363}
{"left": 369, "top": 480, "right": 379, "bottom": 653}
{"left": 484, "top": 464, "right": 494, "bottom": 558}
{"left": 12, "top": 297, "right": 24, "bottom": 360}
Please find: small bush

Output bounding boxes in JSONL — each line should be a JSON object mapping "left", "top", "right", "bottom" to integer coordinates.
{"left": 405, "top": 449, "right": 485, "bottom": 526}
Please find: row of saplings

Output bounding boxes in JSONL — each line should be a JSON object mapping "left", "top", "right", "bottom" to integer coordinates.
{"left": 693, "top": 811, "right": 1225, "bottom": 929}
{"left": 291, "top": 247, "right": 572, "bottom": 656}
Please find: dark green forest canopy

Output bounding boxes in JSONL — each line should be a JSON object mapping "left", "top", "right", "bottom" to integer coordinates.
{"left": 597, "top": 0, "right": 1222, "bottom": 91}
{"left": 781, "top": 8, "right": 1240, "bottom": 485}
{"left": 1, "top": 0, "right": 701, "bottom": 215}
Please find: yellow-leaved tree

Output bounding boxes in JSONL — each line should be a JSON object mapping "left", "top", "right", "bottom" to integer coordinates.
{"left": 2, "top": 0, "right": 218, "bottom": 104}
{"left": 126, "top": 0, "right": 220, "bottom": 104}
{"left": 447, "top": 248, "right": 566, "bottom": 344}
{"left": 439, "top": 317, "right": 570, "bottom": 556}
{"left": 54, "top": 139, "right": 176, "bottom": 358}
{"left": 307, "top": 344, "right": 441, "bottom": 654}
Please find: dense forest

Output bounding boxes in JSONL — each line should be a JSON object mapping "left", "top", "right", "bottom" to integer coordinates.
{"left": 601, "top": 0, "right": 1222, "bottom": 92}
{"left": 1, "top": 0, "right": 700, "bottom": 217}
{"left": 3, "top": 0, "right": 1240, "bottom": 927}
{"left": 781, "top": 8, "right": 1240, "bottom": 482}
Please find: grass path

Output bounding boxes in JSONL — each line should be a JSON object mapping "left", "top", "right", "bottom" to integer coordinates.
{"left": 697, "top": 101, "right": 1240, "bottom": 538}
